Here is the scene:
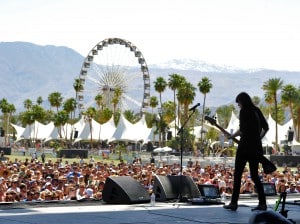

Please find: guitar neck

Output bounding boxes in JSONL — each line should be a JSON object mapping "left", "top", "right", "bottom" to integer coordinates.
{"left": 214, "top": 123, "right": 240, "bottom": 144}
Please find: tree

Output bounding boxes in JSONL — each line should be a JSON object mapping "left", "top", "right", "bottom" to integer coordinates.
{"left": 216, "top": 104, "right": 236, "bottom": 128}
{"left": 36, "top": 96, "right": 43, "bottom": 105}
{"left": 154, "top": 76, "right": 167, "bottom": 146}
{"left": 154, "top": 77, "right": 167, "bottom": 109}
{"left": 73, "top": 78, "right": 83, "bottom": 99}
{"left": 149, "top": 96, "right": 158, "bottom": 114}
{"left": 95, "top": 94, "right": 104, "bottom": 110}
{"left": 23, "top": 99, "right": 33, "bottom": 110}
{"left": 123, "top": 110, "right": 137, "bottom": 123}
{"left": 112, "top": 87, "right": 122, "bottom": 114}
{"left": 281, "top": 84, "right": 299, "bottom": 138}
{"left": 48, "top": 92, "right": 63, "bottom": 112}
{"left": 177, "top": 81, "right": 196, "bottom": 122}
{"left": 168, "top": 73, "right": 185, "bottom": 131}
{"left": 176, "top": 81, "right": 196, "bottom": 153}
{"left": 262, "top": 78, "right": 283, "bottom": 151}
{"left": 73, "top": 78, "right": 84, "bottom": 117}
{"left": 63, "top": 98, "right": 77, "bottom": 121}
{"left": 82, "top": 107, "right": 97, "bottom": 148}
{"left": 198, "top": 76, "right": 213, "bottom": 144}
{"left": 53, "top": 110, "right": 69, "bottom": 140}
{"left": 0, "top": 99, "right": 15, "bottom": 145}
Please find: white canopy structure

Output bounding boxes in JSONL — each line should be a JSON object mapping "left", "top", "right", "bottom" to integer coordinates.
{"left": 109, "top": 114, "right": 151, "bottom": 142}
{"left": 223, "top": 112, "right": 298, "bottom": 147}
{"left": 10, "top": 112, "right": 299, "bottom": 148}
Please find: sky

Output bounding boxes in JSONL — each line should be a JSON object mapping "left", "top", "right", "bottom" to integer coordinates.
{"left": 1, "top": 0, "right": 300, "bottom": 71}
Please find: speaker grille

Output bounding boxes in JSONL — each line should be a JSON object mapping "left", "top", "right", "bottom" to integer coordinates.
{"left": 102, "top": 176, "right": 150, "bottom": 204}
{"left": 153, "top": 175, "right": 200, "bottom": 201}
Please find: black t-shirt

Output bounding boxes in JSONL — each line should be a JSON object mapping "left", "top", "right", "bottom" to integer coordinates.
{"left": 239, "top": 106, "right": 268, "bottom": 153}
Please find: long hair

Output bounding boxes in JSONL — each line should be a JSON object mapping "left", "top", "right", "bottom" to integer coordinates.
{"left": 235, "top": 92, "right": 255, "bottom": 109}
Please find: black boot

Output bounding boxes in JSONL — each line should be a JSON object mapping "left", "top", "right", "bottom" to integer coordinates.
{"left": 251, "top": 204, "right": 267, "bottom": 211}
{"left": 223, "top": 203, "right": 238, "bottom": 211}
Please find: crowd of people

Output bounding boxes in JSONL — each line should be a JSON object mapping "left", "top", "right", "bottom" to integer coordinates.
{"left": 0, "top": 151, "right": 299, "bottom": 203}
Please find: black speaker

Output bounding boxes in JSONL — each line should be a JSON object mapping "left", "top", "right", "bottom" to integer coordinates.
{"left": 153, "top": 175, "right": 201, "bottom": 202}
{"left": 248, "top": 210, "right": 294, "bottom": 224}
{"left": 167, "top": 131, "right": 172, "bottom": 140}
{"left": 287, "top": 130, "right": 294, "bottom": 142}
{"left": 74, "top": 131, "right": 78, "bottom": 138}
{"left": 102, "top": 176, "right": 150, "bottom": 204}
{"left": 0, "top": 128, "right": 4, "bottom": 137}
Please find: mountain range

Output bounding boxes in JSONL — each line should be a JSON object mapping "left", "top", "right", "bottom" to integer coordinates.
{"left": 1, "top": 41, "right": 300, "bottom": 113}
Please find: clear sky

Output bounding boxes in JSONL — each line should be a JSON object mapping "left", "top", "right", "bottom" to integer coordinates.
{"left": 1, "top": 0, "right": 300, "bottom": 71}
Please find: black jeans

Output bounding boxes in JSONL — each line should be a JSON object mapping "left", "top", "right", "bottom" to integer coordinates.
{"left": 231, "top": 150, "right": 266, "bottom": 205}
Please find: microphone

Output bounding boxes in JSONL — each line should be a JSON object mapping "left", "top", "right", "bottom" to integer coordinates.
{"left": 189, "top": 103, "right": 200, "bottom": 111}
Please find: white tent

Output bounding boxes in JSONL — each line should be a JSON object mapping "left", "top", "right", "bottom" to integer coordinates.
{"left": 143, "top": 125, "right": 159, "bottom": 143}
{"left": 133, "top": 114, "right": 152, "bottom": 142}
{"left": 21, "top": 121, "right": 52, "bottom": 140}
{"left": 225, "top": 111, "right": 239, "bottom": 133}
{"left": 100, "top": 116, "right": 116, "bottom": 141}
{"left": 11, "top": 123, "right": 25, "bottom": 141}
{"left": 191, "top": 125, "right": 207, "bottom": 139}
{"left": 74, "top": 117, "right": 116, "bottom": 142}
{"left": 43, "top": 122, "right": 59, "bottom": 142}
{"left": 110, "top": 114, "right": 143, "bottom": 142}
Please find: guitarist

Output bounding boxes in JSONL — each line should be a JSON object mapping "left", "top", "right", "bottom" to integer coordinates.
{"left": 223, "top": 92, "right": 274, "bottom": 212}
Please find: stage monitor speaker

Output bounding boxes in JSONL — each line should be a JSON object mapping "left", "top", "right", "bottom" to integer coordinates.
{"left": 248, "top": 210, "right": 294, "bottom": 224}
{"left": 102, "top": 176, "right": 150, "bottom": 204}
{"left": 153, "top": 175, "right": 201, "bottom": 202}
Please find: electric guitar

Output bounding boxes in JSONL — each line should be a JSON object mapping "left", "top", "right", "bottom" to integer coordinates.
{"left": 204, "top": 116, "right": 239, "bottom": 144}
{"left": 204, "top": 115, "right": 276, "bottom": 174}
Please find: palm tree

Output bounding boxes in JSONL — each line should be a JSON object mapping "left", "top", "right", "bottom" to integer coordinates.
{"left": 48, "top": 92, "right": 63, "bottom": 112}
{"left": 82, "top": 107, "right": 97, "bottom": 149}
{"left": 53, "top": 110, "right": 69, "bottom": 140}
{"left": 216, "top": 104, "right": 236, "bottom": 128}
{"left": 154, "top": 77, "right": 167, "bottom": 109}
{"left": 149, "top": 96, "right": 158, "bottom": 114}
{"left": 95, "top": 94, "right": 104, "bottom": 110}
{"left": 154, "top": 77, "right": 167, "bottom": 146}
{"left": 252, "top": 96, "right": 261, "bottom": 106}
{"left": 177, "top": 81, "right": 196, "bottom": 123}
{"left": 73, "top": 78, "right": 83, "bottom": 99}
{"left": 36, "top": 96, "right": 43, "bottom": 105}
{"left": 23, "top": 99, "right": 33, "bottom": 110}
{"left": 63, "top": 98, "right": 77, "bottom": 121}
{"left": 198, "top": 76, "right": 213, "bottom": 144}
{"left": 281, "top": 84, "right": 299, "bottom": 140}
{"left": 112, "top": 87, "right": 122, "bottom": 114}
{"left": 262, "top": 78, "right": 283, "bottom": 151}
{"left": 168, "top": 74, "right": 185, "bottom": 131}
{"left": 0, "top": 99, "right": 15, "bottom": 145}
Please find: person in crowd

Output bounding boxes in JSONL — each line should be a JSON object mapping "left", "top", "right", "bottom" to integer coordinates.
{"left": 0, "top": 147, "right": 299, "bottom": 205}
{"left": 286, "top": 183, "right": 299, "bottom": 193}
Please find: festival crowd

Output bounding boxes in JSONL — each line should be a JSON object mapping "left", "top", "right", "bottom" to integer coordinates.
{"left": 0, "top": 150, "right": 299, "bottom": 203}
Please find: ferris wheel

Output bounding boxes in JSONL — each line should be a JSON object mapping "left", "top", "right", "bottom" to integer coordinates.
{"left": 76, "top": 38, "right": 151, "bottom": 114}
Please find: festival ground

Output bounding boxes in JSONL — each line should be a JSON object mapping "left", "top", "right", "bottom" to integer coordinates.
{"left": 0, "top": 195, "right": 299, "bottom": 224}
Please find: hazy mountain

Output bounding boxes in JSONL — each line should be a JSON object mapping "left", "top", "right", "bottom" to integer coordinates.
{"left": 0, "top": 41, "right": 300, "bottom": 113}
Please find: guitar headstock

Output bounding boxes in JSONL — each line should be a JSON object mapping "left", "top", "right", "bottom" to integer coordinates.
{"left": 204, "top": 116, "right": 217, "bottom": 125}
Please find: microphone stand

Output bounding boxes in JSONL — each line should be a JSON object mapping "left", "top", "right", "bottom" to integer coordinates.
{"left": 177, "top": 108, "right": 197, "bottom": 202}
